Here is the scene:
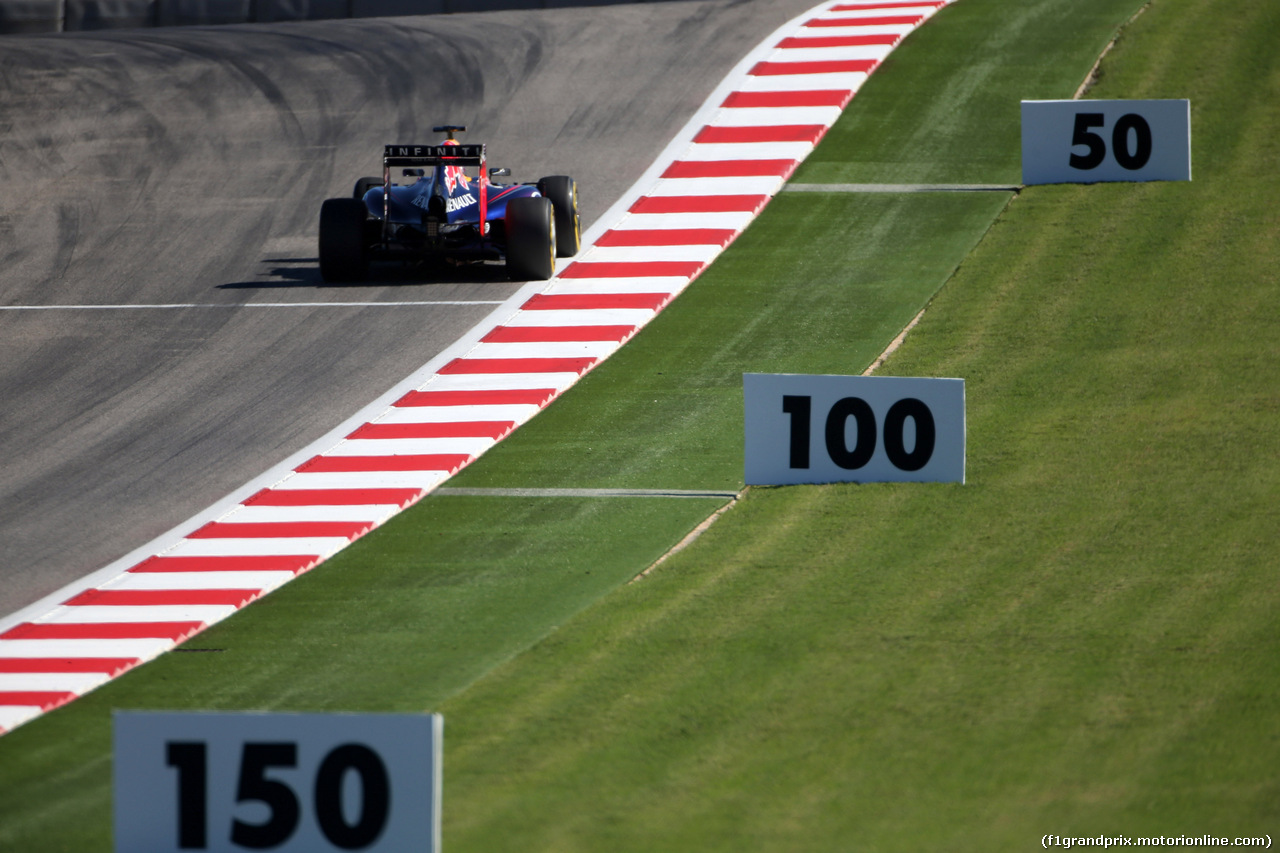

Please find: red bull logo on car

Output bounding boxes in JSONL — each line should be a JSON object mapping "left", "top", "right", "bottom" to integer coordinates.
{"left": 444, "top": 166, "right": 472, "bottom": 194}
{"left": 441, "top": 139, "right": 473, "bottom": 194}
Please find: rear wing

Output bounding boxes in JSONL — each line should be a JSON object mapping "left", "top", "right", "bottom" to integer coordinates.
{"left": 380, "top": 142, "right": 490, "bottom": 242}
{"left": 383, "top": 143, "right": 486, "bottom": 168}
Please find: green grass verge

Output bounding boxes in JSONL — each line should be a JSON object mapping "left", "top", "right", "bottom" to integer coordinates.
{"left": 796, "top": 0, "right": 1141, "bottom": 185}
{"left": 439, "top": 1, "right": 1280, "bottom": 849}
{"left": 6, "top": 0, "right": 1277, "bottom": 849}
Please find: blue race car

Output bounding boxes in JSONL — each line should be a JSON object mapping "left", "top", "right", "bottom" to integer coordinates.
{"left": 319, "top": 126, "right": 580, "bottom": 282}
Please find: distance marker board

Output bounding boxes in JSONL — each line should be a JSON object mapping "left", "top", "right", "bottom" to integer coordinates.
{"left": 114, "top": 711, "right": 442, "bottom": 853}
{"left": 1022, "top": 99, "right": 1191, "bottom": 184}
{"left": 744, "top": 374, "right": 965, "bottom": 485}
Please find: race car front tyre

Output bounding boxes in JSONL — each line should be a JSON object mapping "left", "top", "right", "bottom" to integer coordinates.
{"left": 505, "top": 196, "right": 556, "bottom": 281}
{"left": 319, "top": 198, "right": 369, "bottom": 282}
{"left": 537, "top": 175, "right": 581, "bottom": 257}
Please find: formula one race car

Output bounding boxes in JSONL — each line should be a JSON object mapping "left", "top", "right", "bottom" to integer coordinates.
{"left": 318, "top": 126, "right": 580, "bottom": 282}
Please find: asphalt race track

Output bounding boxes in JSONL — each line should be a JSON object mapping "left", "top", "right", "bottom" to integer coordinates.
{"left": 0, "top": 0, "right": 822, "bottom": 617}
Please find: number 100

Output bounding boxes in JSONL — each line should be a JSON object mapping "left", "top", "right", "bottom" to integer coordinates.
{"left": 781, "top": 395, "right": 936, "bottom": 472}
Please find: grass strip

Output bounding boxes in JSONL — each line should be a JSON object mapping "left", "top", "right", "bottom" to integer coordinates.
{"left": 438, "top": 0, "right": 1280, "bottom": 849}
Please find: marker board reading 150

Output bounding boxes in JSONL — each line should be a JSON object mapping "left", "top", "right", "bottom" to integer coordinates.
{"left": 743, "top": 374, "right": 965, "bottom": 485}
{"left": 114, "top": 711, "right": 442, "bottom": 853}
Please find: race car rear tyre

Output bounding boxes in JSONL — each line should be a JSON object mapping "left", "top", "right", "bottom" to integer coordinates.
{"left": 537, "top": 175, "right": 581, "bottom": 258}
{"left": 353, "top": 176, "right": 382, "bottom": 201}
{"left": 319, "top": 198, "right": 369, "bottom": 283}
{"left": 505, "top": 196, "right": 556, "bottom": 281}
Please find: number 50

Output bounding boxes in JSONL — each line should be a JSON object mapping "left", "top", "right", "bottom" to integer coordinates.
{"left": 1069, "top": 112, "right": 1153, "bottom": 171}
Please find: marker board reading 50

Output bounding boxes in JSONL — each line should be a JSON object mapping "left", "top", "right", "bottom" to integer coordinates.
{"left": 1021, "top": 99, "right": 1190, "bottom": 185}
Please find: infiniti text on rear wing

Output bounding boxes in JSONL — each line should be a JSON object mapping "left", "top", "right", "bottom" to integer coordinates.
{"left": 383, "top": 144, "right": 486, "bottom": 167}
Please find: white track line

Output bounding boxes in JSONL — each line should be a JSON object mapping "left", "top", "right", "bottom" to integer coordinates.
{"left": 0, "top": 0, "right": 958, "bottom": 735}
{"left": 0, "top": 301, "right": 507, "bottom": 310}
